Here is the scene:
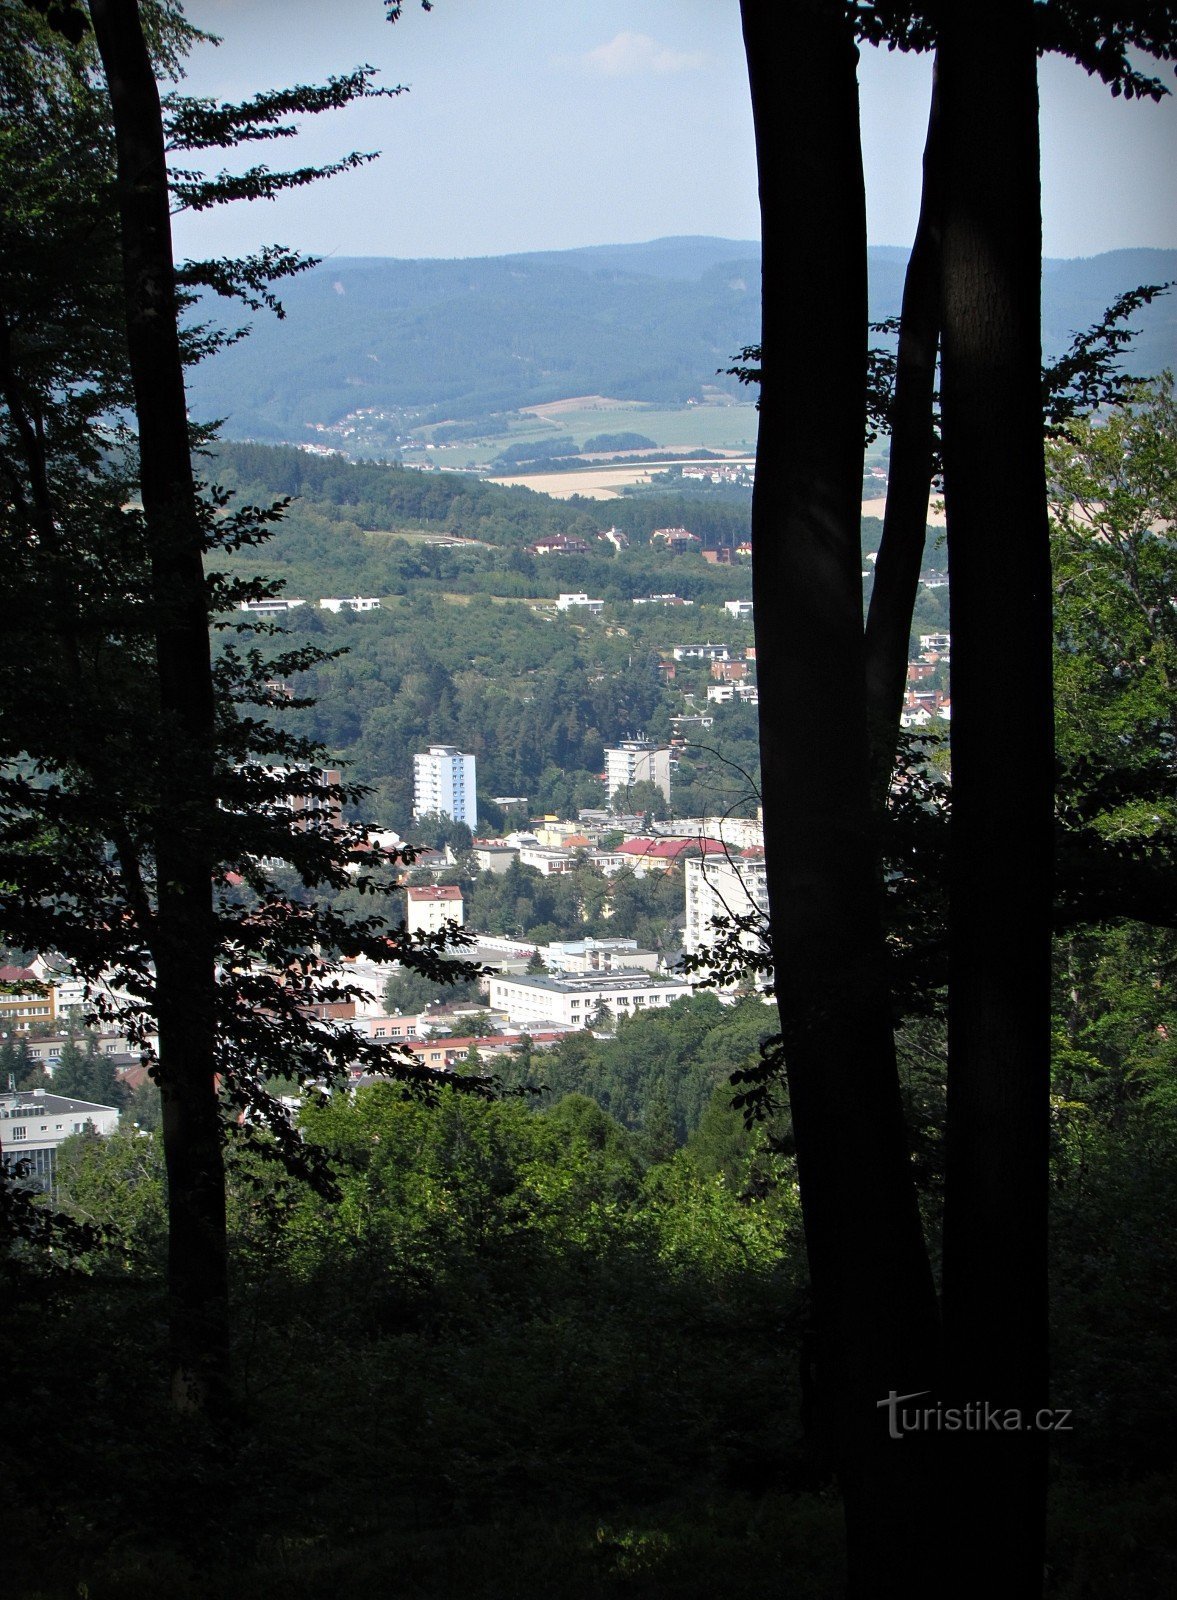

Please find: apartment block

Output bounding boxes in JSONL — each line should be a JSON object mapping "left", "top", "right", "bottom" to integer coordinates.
{"left": 412, "top": 745, "right": 478, "bottom": 828}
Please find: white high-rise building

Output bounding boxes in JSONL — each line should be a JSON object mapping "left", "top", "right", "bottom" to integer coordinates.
{"left": 604, "top": 739, "right": 671, "bottom": 806}
{"left": 683, "top": 853, "right": 770, "bottom": 988}
{"left": 412, "top": 745, "right": 477, "bottom": 828}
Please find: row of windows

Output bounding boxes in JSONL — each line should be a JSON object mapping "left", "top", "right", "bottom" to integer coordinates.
{"left": 6, "top": 1121, "right": 81, "bottom": 1139}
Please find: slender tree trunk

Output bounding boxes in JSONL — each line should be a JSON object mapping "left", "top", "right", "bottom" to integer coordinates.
{"left": 863, "top": 62, "right": 944, "bottom": 799}
{"left": 90, "top": 0, "right": 228, "bottom": 1416}
{"left": 740, "top": 4, "right": 941, "bottom": 1591}
{"left": 938, "top": 3, "right": 1053, "bottom": 1591}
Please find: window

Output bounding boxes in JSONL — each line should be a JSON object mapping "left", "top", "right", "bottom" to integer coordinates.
{"left": 10, "top": 1126, "right": 26, "bottom": 1141}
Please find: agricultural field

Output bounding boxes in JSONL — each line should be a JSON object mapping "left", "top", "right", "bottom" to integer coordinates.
{"left": 404, "top": 399, "right": 761, "bottom": 474}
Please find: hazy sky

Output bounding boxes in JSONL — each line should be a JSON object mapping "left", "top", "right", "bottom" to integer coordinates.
{"left": 172, "top": 1, "right": 1177, "bottom": 265}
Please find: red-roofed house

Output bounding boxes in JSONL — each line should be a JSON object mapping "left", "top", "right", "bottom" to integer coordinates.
{"left": 614, "top": 836, "right": 728, "bottom": 875}
{"left": 405, "top": 883, "right": 465, "bottom": 937}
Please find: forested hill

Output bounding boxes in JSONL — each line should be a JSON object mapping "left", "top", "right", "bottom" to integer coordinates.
{"left": 183, "top": 237, "right": 1177, "bottom": 444}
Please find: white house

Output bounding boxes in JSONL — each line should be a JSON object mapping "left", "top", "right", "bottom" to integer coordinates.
{"left": 556, "top": 593, "right": 604, "bottom": 614}
{"left": 237, "top": 598, "right": 306, "bottom": 617}
{"left": 319, "top": 596, "right": 382, "bottom": 613}
{"left": 671, "top": 643, "right": 730, "bottom": 662}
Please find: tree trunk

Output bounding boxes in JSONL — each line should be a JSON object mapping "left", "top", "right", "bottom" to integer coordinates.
{"left": 938, "top": 3, "right": 1053, "bottom": 1591}
{"left": 89, "top": 0, "right": 228, "bottom": 1416}
{"left": 863, "top": 62, "right": 944, "bottom": 799}
{"left": 739, "top": 3, "right": 941, "bottom": 1591}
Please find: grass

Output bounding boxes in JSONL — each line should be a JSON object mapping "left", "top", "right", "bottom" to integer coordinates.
{"left": 408, "top": 404, "right": 761, "bottom": 471}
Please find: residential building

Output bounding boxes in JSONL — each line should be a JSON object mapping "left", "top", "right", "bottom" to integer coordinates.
{"left": 597, "top": 526, "right": 629, "bottom": 552}
{"left": 236, "top": 597, "right": 306, "bottom": 617}
{"left": 706, "top": 682, "right": 759, "bottom": 706}
{"left": 412, "top": 745, "right": 478, "bottom": 828}
{"left": 404, "top": 884, "right": 465, "bottom": 937}
{"left": 683, "top": 853, "right": 770, "bottom": 983}
{"left": 614, "top": 836, "right": 729, "bottom": 876}
{"left": 0, "top": 1087, "right": 120, "bottom": 1188}
{"left": 319, "top": 596, "right": 382, "bottom": 613}
{"left": 650, "top": 527, "right": 700, "bottom": 553}
{"left": 517, "top": 845, "right": 579, "bottom": 876}
{"left": 528, "top": 534, "right": 589, "bottom": 556}
{"left": 556, "top": 593, "right": 604, "bottom": 614}
{"left": 0, "top": 965, "right": 55, "bottom": 1033}
{"left": 900, "top": 689, "right": 951, "bottom": 728}
{"left": 472, "top": 843, "right": 519, "bottom": 875}
{"left": 919, "top": 631, "right": 951, "bottom": 659}
{"left": 486, "top": 971, "right": 692, "bottom": 1029}
{"left": 604, "top": 739, "right": 672, "bottom": 805}
{"left": 671, "top": 643, "right": 730, "bottom": 662}
{"left": 723, "top": 599, "right": 754, "bottom": 618}
{"left": 658, "top": 815, "right": 764, "bottom": 852}
{"left": 288, "top": 766, "right": 343, "bottom": 834}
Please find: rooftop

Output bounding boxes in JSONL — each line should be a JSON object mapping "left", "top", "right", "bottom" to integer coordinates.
{"left": 1, "top": 1088, "right": 120, "bottom": 1116}
{"left": 493, "top": 972, "right": 685, "bottom": 996}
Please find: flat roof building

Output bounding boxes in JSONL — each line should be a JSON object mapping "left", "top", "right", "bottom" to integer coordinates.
{"left": 413, "top": 745, "right": 478, "bottom": 829}
{"left": 0, "top": 1087, "right": 120, "bottom": 1189}
{"left": 604, "top": 740, "right": 672, "bottom": 806}
{"left": 486, "top": 970, "right": 692, "bottom": 1030}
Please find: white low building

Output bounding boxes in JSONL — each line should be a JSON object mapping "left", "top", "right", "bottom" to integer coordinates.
{"left": 237, "top": 598, "right": 305, "bottom": 617}
{"left": 541, "top": 938, "right": 660, "bottom": 976}
{"left": 556, "top": 593, "right": 604, "bottom": 614}
{"left": 319, "top": 596, "right": 382, "bottom": 613}
{"left": 486, "top": 970, "right": 692, "bottom": 1028}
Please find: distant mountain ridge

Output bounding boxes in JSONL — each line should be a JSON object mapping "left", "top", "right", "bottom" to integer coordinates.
{"left": 182, "top": 237, "right": 1177, "bottom": 445}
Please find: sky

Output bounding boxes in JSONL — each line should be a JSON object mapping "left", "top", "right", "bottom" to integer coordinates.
{"left": 171, "top": 1, "right": 1177, "bottom": 266}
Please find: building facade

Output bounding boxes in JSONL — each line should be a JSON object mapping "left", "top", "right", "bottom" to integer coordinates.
{"left": 683, "top": 853, "right": 770, "bottom": 986}
{"left": 412, "top": 745, "right": 478, "bottom": 828}
{"left": 0, "top": 965, "right": 55, "bottom": 1033}
{"left": 404, "top": 884, "right": 465, "bottom": 937}
{"left": 486, "top": 970, "right": 692, "bottom": 1029}
{"left": 0, "top": 1087, "right": 120, "bottom": 1188}
{"left": 604, "top": 740, "right": 672, "bottom": 805}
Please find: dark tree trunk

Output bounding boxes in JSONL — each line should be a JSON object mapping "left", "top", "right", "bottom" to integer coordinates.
{"left": 863, "top": 62, "right": 944, "bottom": 799}
{"left": 739, "top": 3, "right": 941, "bottom": 1591}
{"left": 90, "top": 0, "right": 228, "bottom": 1416}
{"left": 938, "top": 3, "right": 1053, "bottom": 1591}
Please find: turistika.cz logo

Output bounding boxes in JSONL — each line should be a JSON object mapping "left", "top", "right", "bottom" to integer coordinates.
{"left": 877, "top": 1390, "right": 1073, "bottom": 1440}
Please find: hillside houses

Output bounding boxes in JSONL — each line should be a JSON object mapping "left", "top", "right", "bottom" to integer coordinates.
{"left": 528, "top": 533, "right": 589, "bottom": 556}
